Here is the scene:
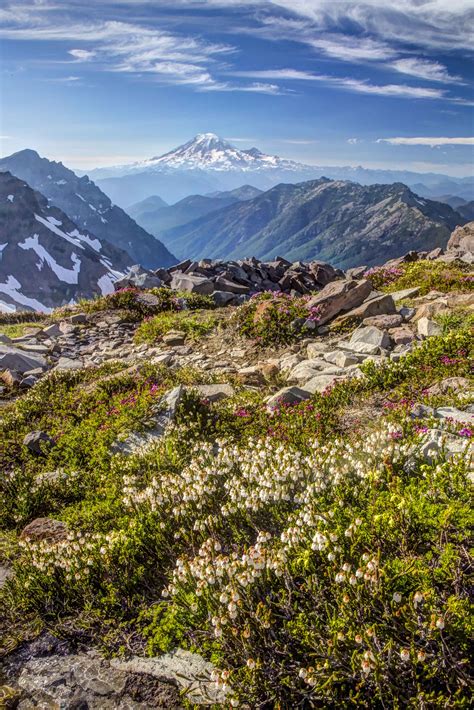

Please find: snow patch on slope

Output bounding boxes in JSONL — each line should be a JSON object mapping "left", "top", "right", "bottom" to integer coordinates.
{"left": 19, "top": 234, "right": 82, "bottom": 284}
{"left": 0, "top": 275, "right": 52, "bottom": 313}
{"left": 97, "top": 272, "right": 115, "bottom": 295}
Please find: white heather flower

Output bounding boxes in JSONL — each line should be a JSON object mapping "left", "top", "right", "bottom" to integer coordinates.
{"left": 355, "top": 634, "right": 363, "bottom": 644}
{"left": 417, "top": 650, "right": 426, "bottom": 662}
{"left": 413, "top": 591, "right": 423, "bottom": 605}
{"left": 436, "top": 617, "right": 445, "bottom": 630}
{"left": 361, "top": 659, "right": 372, "bottom": 674}
{"left": 246, "top": 658, "right": 256, "bottom": 669}
{"left": 400, "top": 648, "right": 410, "bottom": 662}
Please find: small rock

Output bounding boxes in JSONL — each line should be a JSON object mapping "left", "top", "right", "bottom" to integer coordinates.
{"left": 54, "top": 357, "right": 84, "bottom": 370}
{"left": 20, "top": 375, "right": 38, "bottom": 388}
{"left": 162, "top": 331, "right": 186, "bottom": 346}
{"left": 363, "top": 314, "right": 403, "bottom": 329}
{"left": 434, "top": 407, "right": 473, "bottom": 426}
{"left": 417, "top": 317, "right": 442, "bottom": 337}
{"left": 0, "top": 368, "right": 21, "bottom": 387}
{"left": 324, "top": 350, "right": 360, "bottom": 368}
{"left": 192, "top": 384, "right": 235, "bottom": 402}
{"left": 301, "top": 373, "right": 346, "bottom": 394}
{"left": 266, "top": 386, "right": 311, "bottom": 410}
{"left": 23, "top": 430, "right": 55, "bottom": 455}
{"left": 68, "top": 312, "right": 88, "bottom": 324}
{"left": 212, "top": 290, "right": 235, "bottom": 307}
{"left": 426, "top": 377, "right": 470, "bottom": 396}
{"left": 170, "top": 273, "right": 214, "bottom": 295}
{"left": 399, "top": 306, "right": 416, "bottom": 321}
{"left": 390, "top": 327, "right": 415, "bottom": 345}
{"left": 390, "top": 287, "right": 420, "bottom": 302}
{"left": 20, "top": 517, "right": 68, "bottom": 543}
{"left": 350, "top": 325, "right": 391, "bottom": 350}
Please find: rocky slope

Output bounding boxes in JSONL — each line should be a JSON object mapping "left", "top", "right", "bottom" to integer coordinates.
{"left": 0, "top": 225, "right": 472, "bottom": 708}
{"left": 0, "top": 172, "right": 134, "bottom": 313}
{"left": 161, "top": 178, "right": 464, "bottom": 267}
{"left": 0, "top": 150, "right": 177, "bottom": 269}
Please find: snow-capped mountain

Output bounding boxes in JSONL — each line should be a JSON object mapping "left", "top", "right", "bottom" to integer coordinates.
{"left": 85, "top": 133, "right": 473, "bottom": 208}
{"left": 127, "top": 133, "right": 306, "bottom": 173}
{"left": 0, "top": 150, "right": 177, "bottom": 269}
{"left": 0, "top": 172, "right": 132, "bottom": 313}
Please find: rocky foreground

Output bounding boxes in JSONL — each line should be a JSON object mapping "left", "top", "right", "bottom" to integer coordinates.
{"left": 0, "top": 224, "right": 472, "bottom": 708}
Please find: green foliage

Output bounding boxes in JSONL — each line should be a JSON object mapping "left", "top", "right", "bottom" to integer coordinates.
{"left": 232, "top": 292, "right": 320, "bottom": 346}
{"left": 360, "top": 330, "right": 472, "bottom": 392}
{"left": 72, "top": 287, "right": 215, "bottom": 319}
{"left": 0, "top": 322, "right": 472, "bottom": 707}
{"left": 381, "top": 261, "right": 473, "bottom": 295}
{"left": 435, "top": 308, "right": 474, "bottom": 334}
{"left": 0, "top": 322, "right": 44, "bottom": 338}
{"left": 134, "top": 311, "right": 218, "bottom": 343}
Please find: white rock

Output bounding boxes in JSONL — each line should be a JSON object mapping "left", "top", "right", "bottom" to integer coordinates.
{"left": 417, "top": 317, "right": 442, "bottom": 337}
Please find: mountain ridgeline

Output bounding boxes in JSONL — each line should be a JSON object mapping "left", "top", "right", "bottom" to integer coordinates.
{"left": 87, "top": 133, "right": 474, "bottom": 207}
{"left": 0, "top": 172, "right": 132, "bottom": 312}
{"left": 0, "top": 150, "right": 176, "bottom": 269}
{"left": 158, "top": 178, "right": 463, "bottom": 268}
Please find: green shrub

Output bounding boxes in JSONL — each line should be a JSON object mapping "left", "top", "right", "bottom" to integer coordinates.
{"left": 74, "top": 287, "right": 215, "bottom": 319}
{"left": 134, "top": 311, "right": 218, "bottom": 343}
{"left": 232, "top": 292, "right": 320, "bottom": 346}
{"left": 380, "top": 261, "right": 473, "bottom": 295}
{"left": 435, "top": 309, "right": 474, "bottom": 334}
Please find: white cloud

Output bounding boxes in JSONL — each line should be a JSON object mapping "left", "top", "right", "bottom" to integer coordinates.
{"left": 377, "top": 136, "right": 474, "bottom": 146}
{"left": 389, "top": 58, "right": 463, "bottom": 83}
{"left": 202, "top": 81, "right": 284, "bottom": 94}
{"left": 232, "top": 68, "right": 447, "bottom": 100}
{"left": 338, "top": 79, "right": 444, "bottom": 99}
{"left": 69, "top": 49, "right": 96, "bottom": 61}
{"left": 347, "top": 138, "right": 359, "bottom": 144}
{"left": 266, "top": 1, "right": 474, "bottom": 52}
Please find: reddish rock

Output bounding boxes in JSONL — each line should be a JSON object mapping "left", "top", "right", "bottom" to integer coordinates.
{"left": 20, "top": 517, "right": 68, "bottom": 543}
{"left": 306, "top": 279, "right": 372, "bottom": 326}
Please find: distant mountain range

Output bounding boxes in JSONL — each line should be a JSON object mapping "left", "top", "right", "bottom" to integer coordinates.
{"left": 82, "top": 133, "right": 474, "bottom": 207}
{"left": 128, "top": 185, "right": 263, "bottom": 237}
{"left": 0, "top": 149, "right": 176, "bottom": 269}
{"left": 0, "top": 172, "right": 131, "bottom": 313}
{"left": 159, "top": 178, "right": 463, "bottom": 268}
{"left": 434, "top": 194, "right": 474, "bottom": 221}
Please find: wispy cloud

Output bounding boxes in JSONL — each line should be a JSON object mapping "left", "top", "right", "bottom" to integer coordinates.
{"left": 202, "top": 81, "right": 285, "bottom": 94}
{"left": 347, "top": 138, "right": 360, "bottom": 144}
{"left": 232, "top": 68, "right": 446, "bottom": 100}
{"left": 0, "top": 5, "right": 237, "bottom": 90}
{"left": 377, "top": 136, "right": 474, "bottom": 147}
{"left": 389, "top": 58, "right": 463, "bottom": 83}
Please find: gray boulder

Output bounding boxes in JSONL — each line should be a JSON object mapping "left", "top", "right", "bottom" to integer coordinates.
{"left": 350, "top": 325, "right": 392, "bottom": 350}
{"left": 0, "top": 345, "right": 47, "bottom": 374}
{"left": 170, "top": 273, "right": 214, "bottom": 295}
{"left": 114, "top": 264, "right": 162, "bottom": 291}
{"left": 306, "top": 279, "right": 372, "bottom": 326}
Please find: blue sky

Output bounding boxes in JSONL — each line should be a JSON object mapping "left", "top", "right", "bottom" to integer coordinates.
{"left": 1, "top": 0, "right": 473, "bottom": 175}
